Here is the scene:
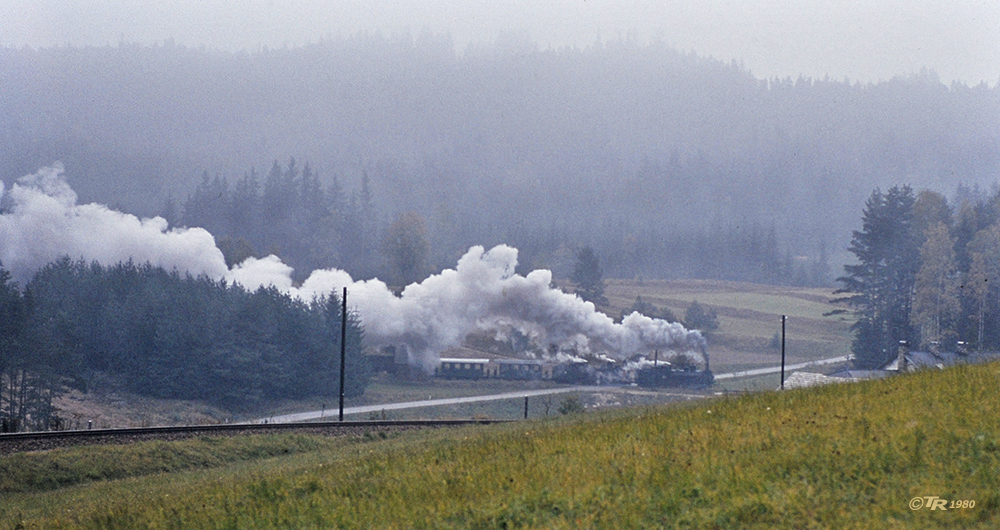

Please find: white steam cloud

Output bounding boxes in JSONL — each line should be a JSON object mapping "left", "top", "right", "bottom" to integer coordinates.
{"left": 0, "top": 163, "right": 228, "bottom": 283}
{"left": 1, "top": 164, "right": 706, "bottom": 371}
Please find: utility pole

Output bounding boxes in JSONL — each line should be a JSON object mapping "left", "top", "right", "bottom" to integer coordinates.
{"left": 339, "top": 287, "right": 347, "bottom": 421}
{"left": 780, "top": 315, "right": 787, "bottom": 390}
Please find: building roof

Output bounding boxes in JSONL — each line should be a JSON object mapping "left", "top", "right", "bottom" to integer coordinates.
{"left": 438, "top": 358, "right": 491, "bottom": 364}
{"left": 491, "top": 358, "right": 544, "bottom": 365}
{"left": 882, "top": 350, "right": 964, "bottom": 371}
{"left": 438, "top": 346, "right": 498, "bottom": 359}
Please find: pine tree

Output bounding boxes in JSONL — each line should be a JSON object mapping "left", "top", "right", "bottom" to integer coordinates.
{"left": 182, "top": 171, "right": 228, "bottom": 233}
{"left": 836, "top": 186, "right": 920, "bottom": 368}
{"left": 383, "top": 212, "right": 430, "bottom": 287}
{"left": 228, "top": 168, "right": 261, "bottom": 247}
{"left": 571, "top": 246, "right": 607, "bottom": 306}
{"left": 684, "top": 300, "right": 719, "bottom": 333}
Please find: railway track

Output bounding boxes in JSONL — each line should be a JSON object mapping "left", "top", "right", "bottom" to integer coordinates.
{"left": 0, "top": 419, "right": 511, "bottom": 455}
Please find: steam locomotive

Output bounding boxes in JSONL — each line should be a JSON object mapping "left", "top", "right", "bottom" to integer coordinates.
{"left": 434, "top": 355, "right": 713, "bottom": 388}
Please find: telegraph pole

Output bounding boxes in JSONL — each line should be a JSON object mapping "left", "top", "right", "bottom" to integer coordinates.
{"left": 339, "top": 287, "right": 347, "bottom": 421}
{"left": 780, "top": 315, "right": 787, "bottom": 390}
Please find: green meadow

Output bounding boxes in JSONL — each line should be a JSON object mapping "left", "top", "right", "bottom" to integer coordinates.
{"left": 604, "top": 279, "right": 855, "bottom": 373}
{"left": 4, "top": 362, "right": 999, "bottom": 529}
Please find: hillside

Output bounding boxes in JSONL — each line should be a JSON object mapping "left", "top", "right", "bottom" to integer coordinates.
{"left": 3, "top": 362, "right": 997, "bottom": 528}
{"left": 604, "top": 279, "right": 854, "bottom": 376}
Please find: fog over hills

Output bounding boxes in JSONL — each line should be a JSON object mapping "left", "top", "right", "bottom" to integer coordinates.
{"left": 2, "top": 36, "right": 998, "bottom": 281}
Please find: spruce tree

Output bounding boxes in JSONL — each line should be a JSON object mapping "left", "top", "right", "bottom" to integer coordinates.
{"left": 571, "top": 246, "right": 607, "bottom": 306}
{"left": 837, "top": 185, "right": 920, "bottom": 368}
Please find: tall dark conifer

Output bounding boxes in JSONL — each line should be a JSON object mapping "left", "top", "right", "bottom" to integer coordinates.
{"left": 571, "top": 246, "right": 608, "bottom": 306}
{"left": 837, "top": 185, "right": 920, "bottom": 368}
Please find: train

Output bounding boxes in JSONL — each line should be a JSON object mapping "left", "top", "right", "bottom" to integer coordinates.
{"left": 434, "top": 354, "right": 714, "bottom": 388}
{"left": 434, "top": 358, "right": 548, "bottom": 380}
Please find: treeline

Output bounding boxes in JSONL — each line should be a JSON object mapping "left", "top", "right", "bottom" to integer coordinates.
{"left": 838, "top": 185, "right": 1000, "bottom": 368}
{"left": 0, "top": 259, "right": 367, "bottom": 430}
{"left": 174, "top": 157, "right": 831, "bottom": 287}
{"left": 175, "top": 158, "right": 378, "bottom": 281}
{"left": 601, "top": 223, "right": 831, "bottom": 286}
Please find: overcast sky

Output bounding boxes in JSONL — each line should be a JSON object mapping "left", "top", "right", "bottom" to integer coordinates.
{"left": 2, "top": 0, "right": 997, "bottom": 85}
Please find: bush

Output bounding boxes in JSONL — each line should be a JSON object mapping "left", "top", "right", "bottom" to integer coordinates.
{"left": 684, "top": 300, "right": 719, "bottom": 333}
{"left": 620, "top": 295, "right": 678, "bottom": 323}
{"left": 557, "top": 395, "right": 585, "bottom": 415}
{"left": 769, "top": 332, "right": 781, "bottom": 350}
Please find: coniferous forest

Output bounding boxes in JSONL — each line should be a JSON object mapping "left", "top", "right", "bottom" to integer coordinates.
{"left": 838, "top": 185, "right": 1000, "bottom": 368}
{"left": 178, "top": 159, "right": 378, "bottom": 284}
{"left": 0, "top": 258, "right": 367, "bottom": 430}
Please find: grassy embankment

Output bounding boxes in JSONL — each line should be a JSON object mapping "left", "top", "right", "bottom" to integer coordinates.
{"left": 0, "top": 435, "right": 340, "bottom": 495}
{"left": 4, "top": 361, "right": 999, "bottom": 529}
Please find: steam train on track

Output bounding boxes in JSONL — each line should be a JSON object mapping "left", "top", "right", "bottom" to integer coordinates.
{"left": 434, "top": 354, "right": 713, "bottom": 388}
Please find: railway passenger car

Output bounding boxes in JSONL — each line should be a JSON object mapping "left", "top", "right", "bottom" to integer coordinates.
{"left": 435, "top": 358, "right": 490, "bottom": 379}
{"left": 488, "top": 359, "right": 547, "bottom": 380}
{"left": 435, "top": 358, "right": 550, "bottom": 380}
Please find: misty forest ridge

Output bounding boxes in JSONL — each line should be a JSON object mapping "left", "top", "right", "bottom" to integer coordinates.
{"left": 3, "top": 39, "right": 997, "bottom": 287}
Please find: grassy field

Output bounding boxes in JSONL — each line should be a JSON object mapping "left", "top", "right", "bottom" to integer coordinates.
{"left": 605, "top": 279, "right": 854, "bottom": 373}
{"left": 5, "top": 362, "right": 999, "bottom": 529}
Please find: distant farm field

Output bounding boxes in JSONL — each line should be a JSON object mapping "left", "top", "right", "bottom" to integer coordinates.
{"left": 604, "top": 279, "right": 854, "bottom": 374}
{"left": 5, "top": 362, "right": 999, "bottom": 529}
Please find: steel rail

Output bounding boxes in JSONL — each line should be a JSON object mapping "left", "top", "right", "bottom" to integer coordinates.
{"left": 0, "top": 418, "right": 512, "bottom": 443}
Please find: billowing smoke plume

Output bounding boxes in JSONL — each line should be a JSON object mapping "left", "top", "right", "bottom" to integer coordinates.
{"left": 286, "top": 244, "right": 707, "bottom": 371}
{"left": 2, "top": 164, "right": 706, "bottom": 371}
{"left": 0, "top": 163, "right": 228, "bottom": 284}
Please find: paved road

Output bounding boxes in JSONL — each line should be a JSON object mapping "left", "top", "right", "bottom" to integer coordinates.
{"left": 252, "top": 386, "right": 596, "bottom": 424}
{"left": 252, "top": 354, "right": 852, "bottom": 424}
{"left": 713, "top": 355, "right": 852, "bottom": 381}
